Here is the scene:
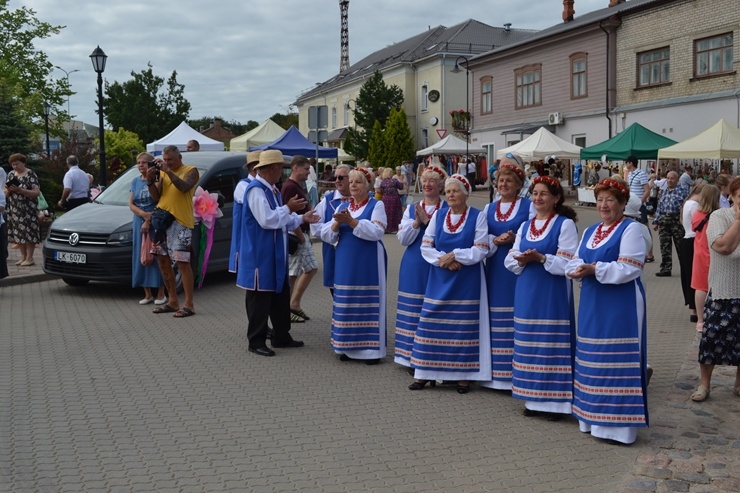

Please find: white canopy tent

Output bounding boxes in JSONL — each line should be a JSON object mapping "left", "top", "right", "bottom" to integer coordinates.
{"left": 229, "top": 119, "right": 285, "bottom": 152}
{"left": 657, "top": 119, "right": 740, "bottom": 160}
{"left": 497, "top": 127, "right": 581, "bottom": 159}
{"left": 146, "top": 121, "right": 225, "bottom": 153}
{"left": 416, "top": 134, "right": 484, "bottom": 156}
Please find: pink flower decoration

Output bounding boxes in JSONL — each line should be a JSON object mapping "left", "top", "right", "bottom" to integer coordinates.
{"left": 192, "top": 186, "right": 223, "bottom": 229}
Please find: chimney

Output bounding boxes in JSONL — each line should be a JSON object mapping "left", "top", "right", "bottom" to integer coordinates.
{"left": 503, "top": 23, "right": 511, "bottom": 32}
{"left": 609, "top": 0, "right": 626, "bottom": 6}
{"left": 563, "top": 0, "right": 575, "bottom": 22}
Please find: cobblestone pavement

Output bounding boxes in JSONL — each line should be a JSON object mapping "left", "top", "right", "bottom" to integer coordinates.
{"left": 1, "top": 193, "right": 737, "bottom": 492}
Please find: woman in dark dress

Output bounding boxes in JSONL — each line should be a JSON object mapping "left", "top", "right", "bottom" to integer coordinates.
{"left": 3, "top": 153, "right": 41, "bottom": 266}
{"left": 380, "top": 167, "right": 403, "bottom": 233}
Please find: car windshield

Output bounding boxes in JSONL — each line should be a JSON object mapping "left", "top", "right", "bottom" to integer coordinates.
{"left": 94, "top": 166, "right": 207, "bottom": 206}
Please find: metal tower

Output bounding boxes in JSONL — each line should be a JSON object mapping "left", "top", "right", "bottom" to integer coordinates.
{"left": 339, "top": 0, "right": 350, "bottom": 72}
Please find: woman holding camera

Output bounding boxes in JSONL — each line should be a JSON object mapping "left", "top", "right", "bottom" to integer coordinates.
{"left": 129, "top": 153, "right": 165, "bottom": 305}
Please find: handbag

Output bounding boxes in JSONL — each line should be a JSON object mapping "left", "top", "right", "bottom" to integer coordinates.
{"left": 37, "top": 192, "right": 49, "bottom": 211}
{"left": 140, "top": 231, "right": 154, "bottom": 266}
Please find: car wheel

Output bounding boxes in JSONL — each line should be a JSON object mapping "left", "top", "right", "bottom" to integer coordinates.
{"left": 62, "top": 277, "right": 90, "bottom": 287}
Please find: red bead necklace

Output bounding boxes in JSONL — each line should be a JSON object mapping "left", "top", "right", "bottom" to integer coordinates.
{"left": 529, "top": 212, "right": 555, "bottom": 239}
{"left": 349, "top": 197, "right": 369, "bottom": 212}
{"left": 591, "top": 216, "right": 624, "bottom": 248}
{"left": 495, "top": 198, "right": 518, "bottom": 222}
{"left": 446, "top": 207, "right": 468, "bottom": 233}
{"left": 421, "top": 199, "right": 441, "bottom": 219}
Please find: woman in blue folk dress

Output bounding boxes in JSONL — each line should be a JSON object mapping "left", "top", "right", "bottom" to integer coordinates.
{"left": 129, "top": 153, "right": 165, "bottom": 305}
{"left": 320, "top": 168, "right": 388, "bottom": 365}
{"left": 504, "top": 176, "right": 578, "bottom": 418}
{"left": 480, "top": 160, "right": 533, "bottom": 391}
{"left": 410, "top": 174, "right": 490, "bottom": 394}
{"left": 394, "top": 165, "right": 447, "bottom": 370}
{"left": 567, "top": 178, "right": 648, "bottom": 444}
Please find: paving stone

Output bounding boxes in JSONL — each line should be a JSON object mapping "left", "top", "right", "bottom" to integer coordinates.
{"left": 663, "top": 479, "right": 690, "bottom": 492}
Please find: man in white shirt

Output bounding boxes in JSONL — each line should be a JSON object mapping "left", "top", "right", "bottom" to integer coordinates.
{"left": 679, "top": 165, "right": 694, "bottom": 189}
{"left": 58, "top": 155, "right": 90, "bottom": 211}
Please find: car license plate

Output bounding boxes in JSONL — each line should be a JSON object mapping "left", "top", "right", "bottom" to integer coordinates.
{"left": 55, "top": 252, "right": 86, "bottom": 264}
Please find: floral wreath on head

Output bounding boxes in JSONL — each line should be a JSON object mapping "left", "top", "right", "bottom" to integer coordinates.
{"left": 596, "top": 178, "right": 629, "bottom": 199}
{"left": 426, "top": 165, "right": 447, "bottom": 181}
{"left": 498, "top": 163, "right": 525, "bottom": 181}
{"left": 448, "top": 173, "right": 471, "bottom": 194}
{"left": 532, "top": 175, "right": 562, "bottom": 190}
{"left": 355, "top": 167, "right": 373, "bottom": 185}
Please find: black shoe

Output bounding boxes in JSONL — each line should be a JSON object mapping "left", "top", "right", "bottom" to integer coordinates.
{"left": 365, "top": 358, "right": 380, "bottom": 366}
{"left": 456, "top": 383, "right": 470, "bottom": 394}
{"left": 248, "top": 346, "right": 275, "bottom": 357}
{"left": 655, "top": 271, "right": 671, "bottom": 277}
{"left": 690, "top": 315, "right": 698, "bottom": 323}
{"left": 523, "top": 408, "right": 542, "bottom": 417}
{"left": 271, "top": 338, "right": 304, "bottom": 348}
{"left": 409, "top": 380, "right": 436, "bottom": 390}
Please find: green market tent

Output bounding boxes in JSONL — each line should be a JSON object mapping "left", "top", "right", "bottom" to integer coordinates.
{"left": 579, "top": 123, "right": 677, "bottom": 160}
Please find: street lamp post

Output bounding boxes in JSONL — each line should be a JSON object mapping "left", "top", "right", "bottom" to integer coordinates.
{"left": 43, "top": 102, "right": 51, "bottom": 157}
{"left": 54, "top": 66, "right": 79, "bottom": 136}
{"left": 89, "top": 46, "right": 108, "bottom": 188}
{"left": 451, "top": 56, "right": 470, "bottom": 162}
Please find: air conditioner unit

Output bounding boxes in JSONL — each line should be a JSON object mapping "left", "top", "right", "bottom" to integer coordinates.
{"left": 548, "top": 112, "right": 563, "bottom": 125}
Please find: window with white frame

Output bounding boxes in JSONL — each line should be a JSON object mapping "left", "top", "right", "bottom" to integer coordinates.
{"left": 332, "top": 106, "right": 337, "bottom": 128}
{"left": 694, "top": 33, "right": 733, "bottom": 77}
{"left": 421, "top": 128, "right": 428, "bottom": 148}
{"left": 637, "top": 47, "right": 670, "bottom": 87}
{"left": 421, "top": 84, "right": 428, "bottom": 112}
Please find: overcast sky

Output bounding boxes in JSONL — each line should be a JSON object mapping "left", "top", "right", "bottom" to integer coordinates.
{"left": 21, "top": 0, "right": 606, "bottom": 131}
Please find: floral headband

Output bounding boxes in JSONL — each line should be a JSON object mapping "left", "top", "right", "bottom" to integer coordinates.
{"left": 355, "top": 167, "right": 373, "bottom": 184}
{"left": 597, "top": 178, "right": 629, "bottom": 198}
{"left": 499, "top": 163, "right": 525, "bottom": 181}
{"left": 532, "top": 175, "right": 562, "bottom": 190}
{"left": 426, "top": 165, "right": 447, "bottom": 181}
{"left": 447, "top": 173, "right": 471, "bottom": 194}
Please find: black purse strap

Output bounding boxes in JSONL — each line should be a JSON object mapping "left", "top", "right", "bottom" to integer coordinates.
{"left": 693, "top": 214, "right": 710, "bottom": 233}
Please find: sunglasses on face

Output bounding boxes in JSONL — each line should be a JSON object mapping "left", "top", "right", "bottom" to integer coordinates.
{"left": 335, "top": 175, "right": 348, "bottom": 181}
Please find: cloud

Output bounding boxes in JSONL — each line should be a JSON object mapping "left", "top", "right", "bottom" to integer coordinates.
{"left": 19, "top": 0, "right": 607, "bottom": 133}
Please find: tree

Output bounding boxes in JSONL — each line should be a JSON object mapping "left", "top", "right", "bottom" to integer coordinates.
{"left": 270, "top": 111, "right": 298, "bottom": 130}
{"left": 187, "top": 116, "right": 258, "bottom": 136}
{"left": 99, "top": 127, "right": 144, "bottom": 179}
{"left": 346, "top": 71, "right": 403, "bottom": 160}
{"left": 0, "top": 1, "right": 68, "bottom": 133}
{"left": 366, "top": 120, "right": 385, "bottom": 169}
{"left": 0, "top": 85, "right": 31, "bottom": 164}
{"left": 382, "top": 108, "right": 415, "bottom": 169}
{"left": 104, "top": 64, "right": 191, "bottom": 144}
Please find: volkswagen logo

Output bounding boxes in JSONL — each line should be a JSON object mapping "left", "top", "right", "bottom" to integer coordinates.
{"left": 68, "top": 233, "right": 80, "bottom": 246}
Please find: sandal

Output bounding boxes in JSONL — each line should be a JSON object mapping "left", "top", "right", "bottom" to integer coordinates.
{"left": 645, "top": 256, "right": 655, "bottom": 263}
{"left": 153, "top": 304, "right": 178, "bottom": 314}
{"left": 691, "top": 385, "right": 710, "bottom": 402}
{"left": 290, "top": 308, "right": 310, "bottom": 320}
{"left": 290, "top": 313, "right": 305, "bottom": 323}
{"left": 173, "top": 307, "right": 195, "bottom": 318}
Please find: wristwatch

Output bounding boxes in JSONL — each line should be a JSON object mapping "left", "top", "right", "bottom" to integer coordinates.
{"left": 539, "top": 254, "right": 547, "bottom": 264}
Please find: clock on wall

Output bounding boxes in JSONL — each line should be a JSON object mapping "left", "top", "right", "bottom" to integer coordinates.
{"left": 428, "top": 89, "right": 440, "bottom": 102}
{"left": 429, "top": 117, "right": 439, "bottom": 126}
